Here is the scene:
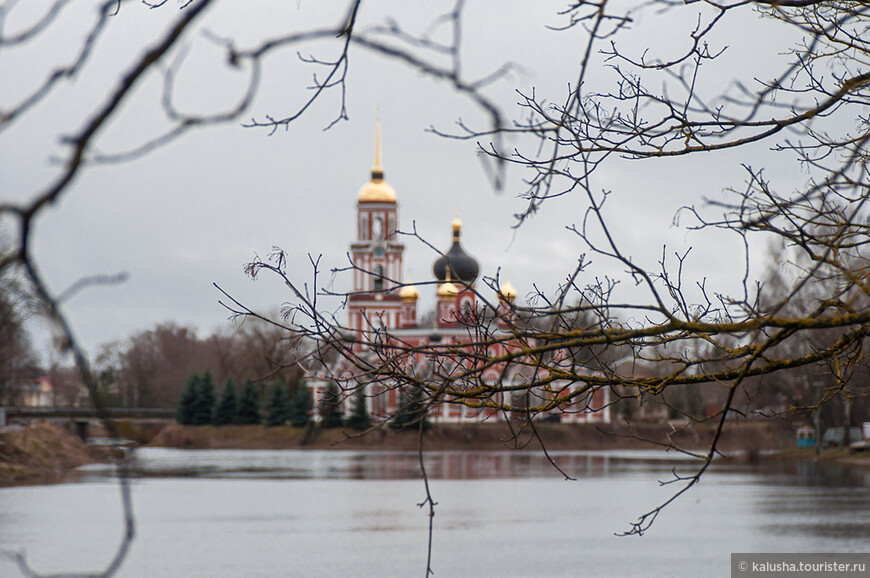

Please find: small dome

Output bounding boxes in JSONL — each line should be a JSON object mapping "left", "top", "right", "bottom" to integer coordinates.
{"left": 437, "top": 282, "right": 459, "bottom": 298}
{"left": 433, "top": 215, "right": 479, "bottom": 284}
{"left": 399, "top": 285, "right": 419, "bottom": 301}
{"left": 498, "top": 280, "right": 517, "bottom": 301}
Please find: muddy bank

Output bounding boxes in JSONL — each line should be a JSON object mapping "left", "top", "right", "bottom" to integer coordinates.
{"left": 0, "top": 423, "right": 101, "bottom": 486}
{"left": 148, "top": 419, "right": 791, "bottom": 454}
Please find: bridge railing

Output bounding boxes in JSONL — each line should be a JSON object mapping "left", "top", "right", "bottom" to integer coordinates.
{"left": 1, "top": 406, "right": 176, "bottom": 420}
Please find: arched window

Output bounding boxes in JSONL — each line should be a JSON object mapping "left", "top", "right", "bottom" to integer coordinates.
{"left": 373, "top": 217, "right": 384, "bottom": 241}
{"left": 373, "top": 264, "right": 385, "bottom": 292}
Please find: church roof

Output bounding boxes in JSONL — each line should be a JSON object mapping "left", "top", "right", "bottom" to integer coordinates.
{"left": 498, "top": 280, "right": 517, "bottom": 301}
{"left": 399, "top": 285, "right": 420, "bottom": 300}
{"left": 433, "top": 213, "right": 479, "bottom": 284}
{"left": 436, "top": 281, "right": 460, "bottom": 298}
{"left": 358, "top": 119, "right": 397, "bottom": 203}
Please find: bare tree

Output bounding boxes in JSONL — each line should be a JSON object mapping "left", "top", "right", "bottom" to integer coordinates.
{"left": 90, "top": 319, "right": 308, "bottom": 409}
{"left": 112, "top": 322, "right": 212, "bottom": 407}
{"left": 3, "top": 0, "right": 870, "bottom": 576}
{"left": 0, "top": 265, "right": 40, "bottom": 405}
{"left": 209, "top": 315, "right": 308, "bottom": 388}
{"left": 234, "top": 0, "right": 870, "bottom": 541}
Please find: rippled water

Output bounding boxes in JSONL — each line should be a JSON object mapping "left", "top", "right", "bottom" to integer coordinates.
{"left": 0, "top": 450, "right": 868, "bottom": 577}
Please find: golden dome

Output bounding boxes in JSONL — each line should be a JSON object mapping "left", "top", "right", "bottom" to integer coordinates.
{"left": 358, "top": 180, "right": 397, "bottom": 203}
{"left": 358, "top": 118, "right": 397, "bottom": 203}
{"left": 437, "top": 282, "right": 459, "bottom": 298}
{"left": 399, "top": 285, "right": 419, "bottom": 301}
{"left": 498, "top": 280, "right": 517, "bottom": 301}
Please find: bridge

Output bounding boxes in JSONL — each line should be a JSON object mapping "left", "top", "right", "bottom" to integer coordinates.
{"left": 1, "top": 406, "right": 176, "bottom": 439}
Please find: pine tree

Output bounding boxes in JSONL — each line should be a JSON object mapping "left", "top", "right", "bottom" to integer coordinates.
{"left": 391, "top": 385, "right": 430, "bottom": 431}
{"left": 191, "top": 372, "right": 217, "bottom": 425}
{"left": 176, "top": 373, "right": 201, "bottom": 425}
{"left": 318, "top": 382, "right": 344, "bottom": 428}
{"left": 345, "top": 389, "right": 372, "bottom": 431}
{"left": 390, "top": 388, "right": 411, "bottom": 430}
{"left": 236, "top": 379, "right": 262, "bottom": 425}
{"left": 213, "top": 379, "right": 238, "bottom": 426}
{"left": 288, "top": 382, "right": 313, "bottom": 427}
{"left": 265, "top": 381, "right": 291, "bottom": 427}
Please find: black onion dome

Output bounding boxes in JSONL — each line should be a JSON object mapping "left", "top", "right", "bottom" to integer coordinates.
{"left": 433, "top": 216, "right": 479, "bottom": 284}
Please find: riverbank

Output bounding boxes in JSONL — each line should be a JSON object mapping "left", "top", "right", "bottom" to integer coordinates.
{"left": 2, "top": 419, "right": 867, "bottom": 487}
{"left": 0, "top": 423, "right": 101, "bottom": 486}
{"left": 147, "top": 419, "right": 792, "bottom": 455}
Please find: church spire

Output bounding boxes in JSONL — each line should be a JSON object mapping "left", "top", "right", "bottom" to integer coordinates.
{"left": 358, "top": 115, "right": 396, "bottom": 203}
{"left": 371, "top": 113, "right": 384, "bottom": 181}
{"left": 452, "top": 206, "right": 462, "bottom": 241}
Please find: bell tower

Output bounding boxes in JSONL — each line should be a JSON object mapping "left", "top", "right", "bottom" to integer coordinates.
{"left": 348, "top": 121, "right": 406, "bottom": 336}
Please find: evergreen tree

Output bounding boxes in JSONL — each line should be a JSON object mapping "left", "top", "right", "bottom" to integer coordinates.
{"left": 265, "top": 381, "right": 291, "bottom": 427}
{"left": 345, "top": 389, "right": 372, "bottom": 431}
{"left": 391, "top": 385, "right": 431, "bottom": 431}
{"left": 236, "top": 379, "right": 262, "bottom": 425}
{"left": 176, "top": 373, "right": 200, "bottom": 425}
{"left": 318, "top": 382, "right": 344, "bottom": 428}
{"left": 191, "top": 372, "right": 216, "bottom": 425}
{"left": 213, "top": 379, "right": 238, "bottom": 426}
{"left": 288, "top": 382, "right": 313, "bottom": 427}
{"left": 390, "top": 388, "right": 412, "bottom": 430}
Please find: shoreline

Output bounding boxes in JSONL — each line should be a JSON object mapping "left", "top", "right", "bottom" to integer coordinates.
{"left": 0, "top": 422, "right": 103, "bottom": 487}
{"left": 146, "top": 419, "right": 789, "bottom": 454}
{"left": 4, "top": 419, "right": 868, "bottom": 488}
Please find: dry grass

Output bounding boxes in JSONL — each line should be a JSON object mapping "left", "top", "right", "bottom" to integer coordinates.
{"left": 0, "top": 422, "right": 100, "bottom": 486}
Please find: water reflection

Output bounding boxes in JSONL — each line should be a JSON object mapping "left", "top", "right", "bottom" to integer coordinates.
{"left": 77, "top": 448, "right": 712, "bottom": 482}
{"left": 4, "top": 450, "right": 869, "bottom": 578}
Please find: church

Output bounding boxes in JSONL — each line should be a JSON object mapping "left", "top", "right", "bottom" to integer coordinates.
{"left": 307, "top": 124, "right": 610, "bottom": 425}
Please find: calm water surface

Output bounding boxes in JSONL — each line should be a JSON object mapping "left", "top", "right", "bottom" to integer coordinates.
{"left": 1, "top": 449, "right": 868, "bottom": 577}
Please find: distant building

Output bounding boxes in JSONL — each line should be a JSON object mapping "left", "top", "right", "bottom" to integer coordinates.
{"left": 19, "top": 377, "right": 54, "bottom": 407}
{"left": 307, "top": 124, "right": 609, "bottom": 425}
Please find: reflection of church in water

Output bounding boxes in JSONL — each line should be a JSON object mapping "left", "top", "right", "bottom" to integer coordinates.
{"left": 308, "top": 125, "right": 609, "bottom": 424}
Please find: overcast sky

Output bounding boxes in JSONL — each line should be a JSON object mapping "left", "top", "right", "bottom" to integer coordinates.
{"left": 1, "top": 0, "right": 800, "bottom": 362}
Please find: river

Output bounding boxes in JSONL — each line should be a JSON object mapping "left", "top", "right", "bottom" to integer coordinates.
{"left": 0, "top": 449, "right": 868, "bottom": 577}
